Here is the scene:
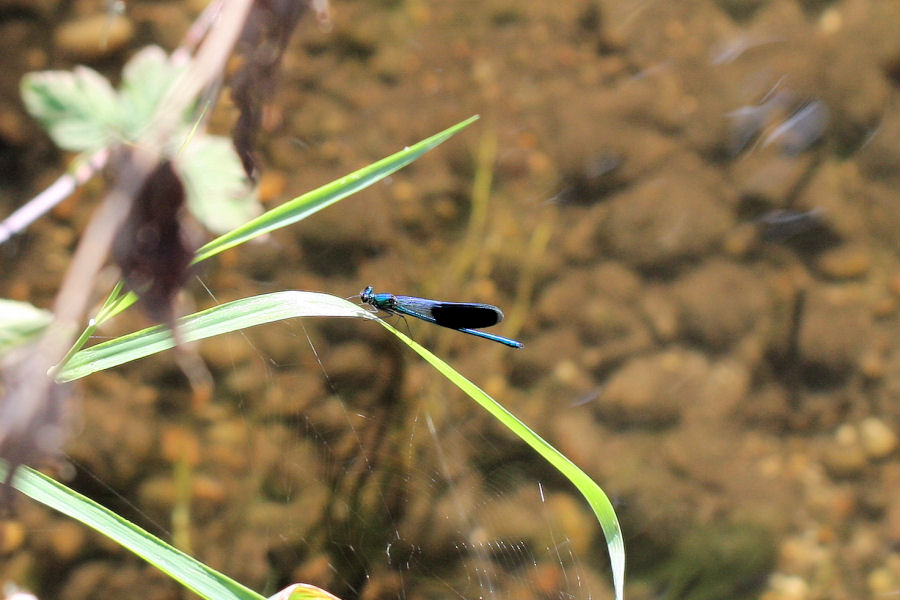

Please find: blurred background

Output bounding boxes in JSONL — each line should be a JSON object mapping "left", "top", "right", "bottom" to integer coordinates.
{"left": 2, "top": 0, "right": 900, "bottom": 599}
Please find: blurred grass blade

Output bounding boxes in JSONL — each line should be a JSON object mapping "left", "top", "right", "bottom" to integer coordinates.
{"left": 56, "top": 292, "right": 374, "bottom": 382}
{"left": 57, "top": 290, "right": 624, "bottom": 600}
{"left": 0, "top": 460, "right": 264, "bottom": 600}
{"left": 192, "top": 115, "right": 479, "bottom": 263}
{"left": 375, "top": 320, "right": 626, "bottom": 600}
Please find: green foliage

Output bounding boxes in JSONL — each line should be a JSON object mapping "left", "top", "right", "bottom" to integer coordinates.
{"left": 21, "top": 65, "right": 120, "bottom": 152}
{"left": 0, "top": 299, "right": 52, "bottom": 355}
{"left": 52, "top": 289, "right": 624, "bottom": 600}
{"left": 5, "top": 95, "right": 627, "bottom": 599}
{"left": 117, "top": 46, "right": 187, "bottom": 139}
{"left": 20, "top": 46, "right": 262, "bottom": 235}
{"left": 657, "top": 522, "right": 774, "bottom": 600}
{"left": 178, "top": 133, "right": 262, "bottom": 234}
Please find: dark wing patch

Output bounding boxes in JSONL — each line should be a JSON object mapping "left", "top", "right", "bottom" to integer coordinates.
{"left": 430, "top": 302, "right": 503, "bottom": 329}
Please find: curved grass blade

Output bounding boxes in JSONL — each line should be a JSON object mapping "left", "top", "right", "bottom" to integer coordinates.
{"left": 375, "top": 319, "right": 626, "bottom": 600}
{"left": 56, "top": 291, "right": 373, "bottom": 382}
{"left": 1, "top": 460, "right": 264, "bottom": 600}
{"left": 57, "top": 291, "right": 625, "bottom": 600}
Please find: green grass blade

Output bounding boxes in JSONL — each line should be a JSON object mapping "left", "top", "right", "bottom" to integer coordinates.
{"left": 375, "top": 320, "right": 626, "bottom": 600}
{"left": 192, "top": 115, "right": 479, "bottom": 264}
{"left": 1, "top": 461, "right": 264, "bottom": 600}
{"left": 56, "top": 291, "right": 374, "bottom": 382}
{"left": 58, "top": 291, "right": 624, "bottom": 599}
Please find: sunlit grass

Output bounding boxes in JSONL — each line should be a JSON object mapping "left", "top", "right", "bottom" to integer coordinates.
{"left": 10, "top": 116, "right": 625, "bottom": 600}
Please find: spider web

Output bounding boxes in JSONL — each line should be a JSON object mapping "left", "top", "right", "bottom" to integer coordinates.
{"left": 195, "top": 314, "right": 609, "bottom": 600}
{"left": 33, "top": 294, "right": 611, "bottom": 600}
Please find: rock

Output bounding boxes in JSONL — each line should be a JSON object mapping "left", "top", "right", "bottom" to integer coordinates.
{"left": 600, "top": 156, "right": 734, "bottom": 269}
{"left": 732, "top": 153, "right": 816, "bottom": 208}
{"left": 596, "top": 348, "right": 710, "bottom": 427}
{"left": 797, "top": 159, "right": 867, "bottom": 240}
{"left": 579, "top": 296, "right": 655, "bottom": 373}
{"left": 797, "top": 285, "right": 872, "bottom": 376}
{"left": 862, "top": 181, "right": 900, "bottom": 253}
{"left": 672, "top": 258, "right": 771, "bottom": 349}
{"left": 816, "top": 244, "right": 871, "bottom": 279}
{"left": 819, "top": 36, "right": 891, "bottom": 153}
{"left": 54, "top": 14, "right": 134, "bottom": 61}
{"left": 639, "top": 284, "right": 681, "bottom": 342}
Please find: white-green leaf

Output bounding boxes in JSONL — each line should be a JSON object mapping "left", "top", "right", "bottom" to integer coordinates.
{"left": 177, "top": 134, "right": 262, "bottom": 234}
{"left": 0, "top": 299, "right": 52, "bottom": 355}
{"left": 119, "top": 45, "right": 185, "bottom": 139}
{"left": 21, "top": 66, "right": 120, "bottom": 152}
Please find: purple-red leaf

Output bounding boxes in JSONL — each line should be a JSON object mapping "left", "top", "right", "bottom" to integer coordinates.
{"left": 113, "top": 160, "right": 196, "bottom": 325}
{"left": 231, "top": 0, "right": 307, "bottom": 180}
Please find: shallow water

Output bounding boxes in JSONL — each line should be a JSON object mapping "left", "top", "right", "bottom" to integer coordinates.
{"left": 2, "top": 1, "right": 900, "bottom": 599}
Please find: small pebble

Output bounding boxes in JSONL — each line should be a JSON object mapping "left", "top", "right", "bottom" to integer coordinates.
{"left": 160, "top": 426, "right": 200, "bottom": 466}
{"left": 764, "top": 572, "right": 809, "bottom": 600}
{"left": 868, "top": 566, "right": 895, "bottom": 596}
{"left": 291, "top": 554, "right": 333, "bottom": 590}
{"left": 49, "top": 520, "right": 87, "bottom": 561}
{"left": 797, "top": 286, "right": 871, "bottom": 373}
{"left": 138, "top": 476, "right": 177, "bottom": 512}
{"left": 816, "top": 245, "right": 871, "bottom": 279}
{"left": 54, "top": 14, "right": 134, "bottom": 61}
{"left": 872, "top": 295, "right": 898, "bottom": 318}
{"left": 723, "top": 222, "right": 758, "bottom": 257}
{"left": 860, "top": 417, "right": 897, "bottom": 459}
{"left": 544, "top": 492, "right": 596, "bottom": 555}
{"left": 0, "top": 520, "right": 26, "bottom": 554}
{"left": 819, "top": 7, "right": 843, "bottom": 34}
{"left": 822, "top": 425, "right": 868, "bottom": 477}
{"left": 639, "top": 286, "right": 680, "bottom": 341}
{"left": 890, "top": 273, "right": 900, "bottom": 299}
{"left": 256, "top": 170, "right": 287, "bottom": 205}
{"left": 859, "top": 348, "right": 886, "bottom": 379}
